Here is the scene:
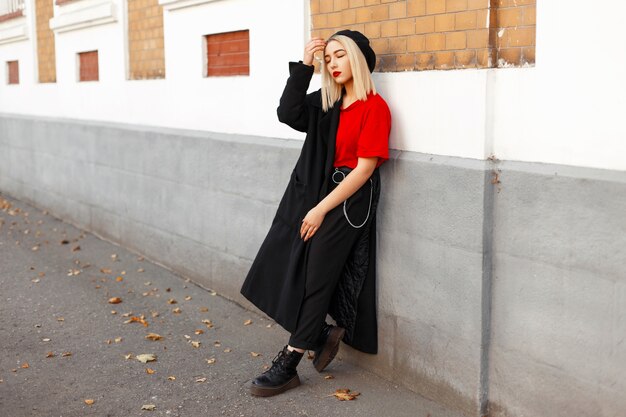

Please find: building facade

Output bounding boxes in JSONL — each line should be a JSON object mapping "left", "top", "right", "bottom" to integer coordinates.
{"left": 1, "top": 1, "right": 625, "bottom": 416}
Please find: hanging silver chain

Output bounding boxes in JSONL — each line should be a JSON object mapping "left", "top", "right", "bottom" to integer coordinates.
{"left": 331, "top": 168, "right": 373, "bottom": 229}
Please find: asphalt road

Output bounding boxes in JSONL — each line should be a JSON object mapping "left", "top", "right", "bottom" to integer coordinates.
{"left": 0, "top": 192, "right": 465, "bottom": 417}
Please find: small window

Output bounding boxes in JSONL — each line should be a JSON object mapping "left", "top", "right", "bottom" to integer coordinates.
{"left": 205, "top": 29, "right": 249, "bottom": 77}
{"left": 7, "top": 60, "right": 19, "bottom": 84}
{"left": 78, "top": 50, "right": 99, "bottom": 81}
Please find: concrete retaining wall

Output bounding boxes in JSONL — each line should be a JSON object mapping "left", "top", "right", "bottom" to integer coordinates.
{"left": 1, "top": 113, "right": 624, "bottom": 417}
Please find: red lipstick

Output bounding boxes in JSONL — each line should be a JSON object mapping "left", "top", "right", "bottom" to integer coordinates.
{"left": 332, "top": 71, "right": 341, "bottom": 77}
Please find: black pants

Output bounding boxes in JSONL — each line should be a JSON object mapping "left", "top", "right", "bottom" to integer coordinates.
{"left": 288, "top": 167, "right": 377, "bottom": 350}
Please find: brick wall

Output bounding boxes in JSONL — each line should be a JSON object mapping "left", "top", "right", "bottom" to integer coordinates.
{"left": 35, "top": 0, "right": 56, "bottom": 83}
{"left": 128, "top": 0, "right": 165, "bottom": 79}
{"left": 7, "top": 60, "right": 19, "bottom": 84}
{"left": 205, "top": 30, "right": 250, "bottom": 77}
{"left": 310, "top": 0, "right": 535, "bottom": 71}
{"left": 78, "top": 51, "right": 98, "bottom": 81}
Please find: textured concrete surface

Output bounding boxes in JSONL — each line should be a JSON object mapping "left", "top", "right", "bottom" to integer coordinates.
{"left": 3, "top": 114, "right": 626, "bottom": 417}
{"left": 0, "top": 193, "right": 466, "bottom": 417}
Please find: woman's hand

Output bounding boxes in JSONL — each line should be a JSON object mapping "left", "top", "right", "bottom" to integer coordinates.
{"left": 300, "top": 206, "right": 327, "bottom": 241}
{"left": 303, "top": 37, "right": 327, "bottom": 67}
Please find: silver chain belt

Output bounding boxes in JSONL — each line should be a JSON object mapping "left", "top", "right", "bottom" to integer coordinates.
{"left": 331, "top": 168, "right": 373, "bottom": 229}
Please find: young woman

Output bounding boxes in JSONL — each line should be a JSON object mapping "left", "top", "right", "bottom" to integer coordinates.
{"left": 240, "top": 29, "right": 391, "bottom": 397}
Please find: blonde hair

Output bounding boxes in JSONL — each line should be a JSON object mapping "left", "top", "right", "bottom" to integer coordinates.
{"left": 320, "top": 35, "right": 377, "bottom": 112}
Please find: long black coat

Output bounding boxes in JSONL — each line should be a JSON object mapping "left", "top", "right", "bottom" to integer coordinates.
{"left": 240, "top": 61, "right": 379, "bottom": 354}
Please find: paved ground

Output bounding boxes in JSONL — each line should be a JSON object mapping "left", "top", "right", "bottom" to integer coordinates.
{"left": 0, "top": 192, "right": 466, "bottom": 417}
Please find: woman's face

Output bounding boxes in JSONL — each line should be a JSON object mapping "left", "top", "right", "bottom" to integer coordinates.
{"left": 324, "top": 40, "right": 352, "bottom": 85}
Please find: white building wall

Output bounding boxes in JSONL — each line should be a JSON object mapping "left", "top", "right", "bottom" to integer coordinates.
{"left": 0, "top": 0, "right": 624, "bottom": 171}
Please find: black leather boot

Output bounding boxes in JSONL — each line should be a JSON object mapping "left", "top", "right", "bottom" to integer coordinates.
{"left": 312, "top": 323, "right": 345, "bottom": 372}
{"left": 250, "top": 345, "right": 304, "bottom": 397}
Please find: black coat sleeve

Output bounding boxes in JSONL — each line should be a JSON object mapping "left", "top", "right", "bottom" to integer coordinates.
{"left": 276, "top": 61, "right": 315, "bottom": 133}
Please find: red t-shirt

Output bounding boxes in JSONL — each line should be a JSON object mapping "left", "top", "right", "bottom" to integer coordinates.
{"left": 334, "top": 92, "right": 391, "bottom": 169}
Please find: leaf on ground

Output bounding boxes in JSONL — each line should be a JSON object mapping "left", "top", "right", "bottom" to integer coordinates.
{"left": 167, "top": 376, "right": 176, "bottom": 381}
{"left": 72, "top": 245, "right": 81, "bottom": 252}
{"left": 84, "top": 399, "right": 94, "bottom": 405}
{"left": 324, "top": 375, "right": 335, "bottom": 380}
{"left": 206, "top": 358, "right": 216, "bottom": 365}
{"left": 137, "top": 268, "right": 145, "bottom": 272}
{"left": 124, "top": 353, "right": 133, "bottom": 360}
{"left": 210, "top": 291, "right": 217, "bottom": 296}
{"left": 61, "top": 352, "right": 72, "bottom": 357}
{"left": 115, "top": 337, "right": 122, "bottom": 343}
{"left": 332, "top": 388, "right": 360, "bottom": 401}
{"left": 195, "top": 377, "right": 207, "bottom": 383}
{"left": 213, "top": 341, "right": 221, "bottom": 347}
{"left": 199, "top": 307, "right": 209, "bottom": 312}
{"left": 111, "top": 254, "right": 118, "bottom": 261}
{"left": 250, "top": 352, "right": 261, "bottom": 357}
{"left": 111, "top": 310, "right": 117, "bottom": 315}
{"left": 172, "top": 307, "right": 182, "bottom": 314}
{"left": 100, "top": 268, "right": 112, "bottom": 274}
{"left": 116, "top": 276, "right": 123, "bottom": 282}
{"left": 42, "top": 338, "right": 51, "bottom": 342}
{"left": 194, "top": 329, "right": 204, "bottom": 335}
{"left": 167, "top": 298, "right": 177, "bottom": 304}
{"left": 191, "top": 341, "right": 201, "bottom": 348}
{"left": 151, "top": 311, "right": 160, "bottom": 318}
{"left": 184, "top": 296, "right": 192, "bottom": 301}
{"left": 201, "top": 319, "right": 213, "bottom": 328}
{"left": 125, "top": 316, "right": 149, "bottom": 327}
{"left": 145, "top": 333, "right": 162, "bottom": 341}
{"left": 108, "top": 297, "right": 122, "bottom": 304}
{"left": 141, "top": 404, "right": 156, "bottom": 411}
{"left": 243, "top": 319, "right": 252, "bottom": 326}
{"left": 224, "top": 348, "right": 231, "bottom": 353}
{"left": 21, "top": 363, "right": 29, "bottom": 369}
{"left": 46, "top": 352, "right": 55, "bottom": 358}
{"left": 136, "top": 354, "right": 157, "bottom": 363}
{"left": 146, "top": 368, "right": 155, "bottom": 374}
{"left": 60, "top": 239, "right": 69, "bottom": 245}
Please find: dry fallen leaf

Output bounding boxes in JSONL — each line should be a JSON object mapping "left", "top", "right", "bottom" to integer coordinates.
{"left": 145, "top": 333, "right": 163, "bottom": 341}
{"left": 185, "top": 296, "right": 192, "bottom": 301}
{"left": 111, "top": 310, "right": 117, "bottom": 315}
{"left": 324, "top": 375, "right": 335, "bottom": 380}
{"left": 100, "top": 268, "right": 112, "bottom": 274}
{"left": 332, "top": 388, "right": 360, "bottom": 401}
{"left": 141, "top": 404, "right": 156, "bottom": 411}
{"left": 108, "top": 297, "right": 122, "bottom": 304}
{"left": 116, "top": 276, "right": 123, "bottom": 282}
{"left": 137, "top": 268, "right": 145, "bottom": 272}
{"left": 46, "top": 352, "right": 55, "bottom": 358}
{"left": 213, "top": 341, "right": 221, "bottom": 347}
{"left": 250, "top": 352, "right": 261, "bottom": 357}
{"left": 125, "top": 316, "right": 149, "bottom": 327}
{"left": 243, "top": 319, "right": 252, "bottom": 326}
{"left": 21, "top": 363, "right": 29, "bottom": 369}
{"left": 124, "top": 353, "right": 133, "bottom": 360}
{"left": 210, "top": 290, "right": 217, "bottom": 296}
{"left": 72, "top": 245, "right": 81, "bottom": 252}
{"left": 224, "top": 348, "right": 231, "bottom": 353}
{"left": 201, "top": 319, "right": 213, "bottom": 328}
{"left": 196, "top": 377, "right": 207, "bottom": 383}
{"left": 146, "top": 368, "right": 155, "bottom": 374}
{"left": 136, "top": 354, "right": 157, "bottom": 363}
{"left": 191, "top": 341, "right": 201, "bottom": 348}
{"left": 199, "top": 307, "right": 209, "bottom": 312}
{"left": 194, "top": 329, "right": 204, "bottom": 335}
{"left": 206, "top": 358, "right": 216, "bottom": 365}
{"left": 42, "top": 338, "right": 51, "bottom": 342}
{"left": 61, "top": 352, "right": 72, "bottom": 357}
{"left": 172, "top": 307, "right": 181, "bottom": 314}
{"left": 114, "top": 337, "right": 122, "bottom": 343}
{"left": 84, "top": 399, "right": 94, "bottom": 405}
{"left": 167, "top": 298, "right": 177, "bottom": 304}
{"left": 167, "top": 376, "right": 176, "bottom": 381}
{"left": 151, "top": 311, "right": 159, "bottom": 318}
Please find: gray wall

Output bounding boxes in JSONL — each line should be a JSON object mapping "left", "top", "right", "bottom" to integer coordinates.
{"left": 1, "top": 113, "right": 624, "bottom": 417}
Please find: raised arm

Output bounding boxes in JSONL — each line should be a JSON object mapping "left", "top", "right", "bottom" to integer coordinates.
{"left": 276, "top": 38, "right": 326, "bottom": 132}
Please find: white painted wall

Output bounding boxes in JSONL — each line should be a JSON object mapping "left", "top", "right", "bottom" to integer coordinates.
{"left": 0, "top": 0, "right": 624, "bottom": 171}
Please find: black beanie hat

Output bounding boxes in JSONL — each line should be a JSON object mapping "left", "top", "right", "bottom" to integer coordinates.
{"left": 331, "top": 29, "right": 376, "bottom": 73}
